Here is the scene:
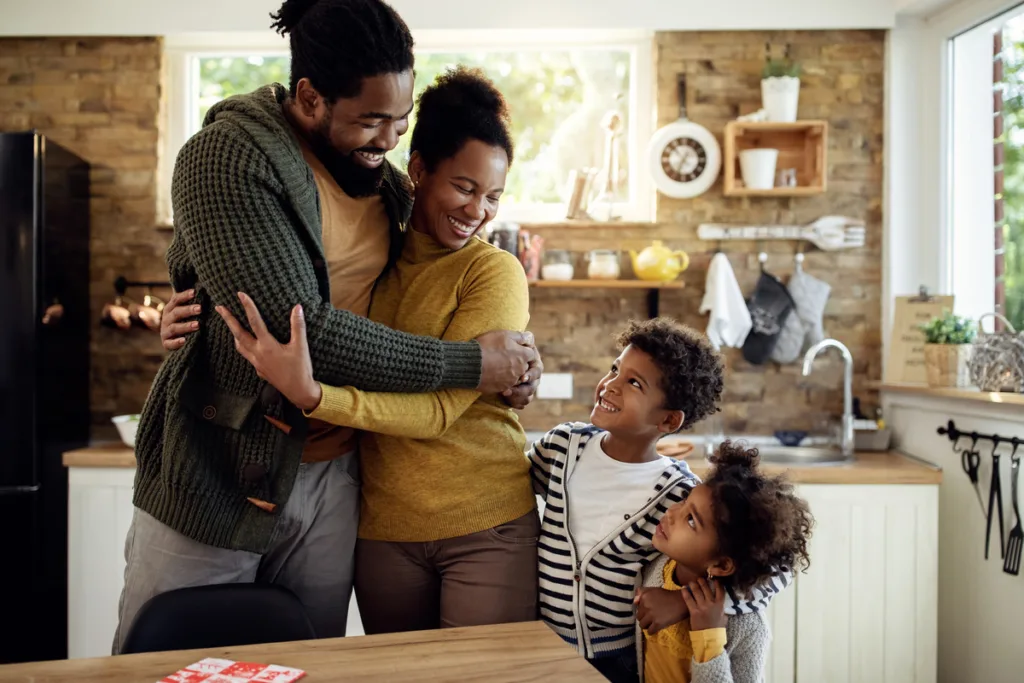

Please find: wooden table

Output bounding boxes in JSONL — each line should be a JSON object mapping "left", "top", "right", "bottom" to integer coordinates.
{"left": 0, "top": 622, "right": 602, "bottom": 682}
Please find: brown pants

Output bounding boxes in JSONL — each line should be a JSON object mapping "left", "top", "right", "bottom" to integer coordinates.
{"left": 354, "top": 510, "right": 540, "bottom": 634}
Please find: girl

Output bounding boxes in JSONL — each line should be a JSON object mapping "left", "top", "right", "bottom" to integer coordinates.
{"left": 636, "top": 441, "right": 813, "bottom": 683}
{"left": 211, "top": 67, "right": 539, "bottom": 634}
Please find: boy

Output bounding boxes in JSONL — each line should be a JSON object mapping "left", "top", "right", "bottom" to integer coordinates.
{"left": 528, "top": 318, "right": 787, "bottom": 682}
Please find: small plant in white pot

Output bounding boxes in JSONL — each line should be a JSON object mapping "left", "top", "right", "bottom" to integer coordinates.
{"left": 920, "top": 311, "right": 977, "bottom": 388}
{"left": 761, "top": 44, "right": 801, "bottom": 123}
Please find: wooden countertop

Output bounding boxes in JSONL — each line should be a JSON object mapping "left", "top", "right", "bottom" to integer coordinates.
{"left": 873, "top": 382, "right": 1024, "bottom": 407}
{"left": 0, "top": 622, "right": 601, "bottom": 683}
{"left": 684, "top": 450, "right": 942, "bottom": 485}
{"left": 63, "top": 443, "right": 136, "bottom": 468}
{"left": 64, "top": 445, "right": 941, "bottom": 484}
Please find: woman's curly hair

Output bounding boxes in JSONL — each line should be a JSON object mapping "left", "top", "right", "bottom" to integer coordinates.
{"left": 705, "top": 441, "right": 814, "bottom": 594}
{"left": 616, "top": 318, "right": 723, "bottom": 430}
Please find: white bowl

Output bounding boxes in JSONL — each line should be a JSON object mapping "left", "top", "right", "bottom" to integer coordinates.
{"left": 112, "top": 414, "right": 140, "bottom": 448}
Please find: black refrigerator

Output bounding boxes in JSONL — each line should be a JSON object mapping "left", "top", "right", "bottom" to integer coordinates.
{"left": 0, "top": 132, "right": 90, "bottom": 664}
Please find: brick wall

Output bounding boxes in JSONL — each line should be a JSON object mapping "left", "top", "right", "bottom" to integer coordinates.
{"left": 0, "top": 30, "right": 884, "bottom": 441}
{"left": 519, "top": 30, "right": 884, "bottom": 436}
{"left": 0, "top": 37, "right": 170, "bottom": 439}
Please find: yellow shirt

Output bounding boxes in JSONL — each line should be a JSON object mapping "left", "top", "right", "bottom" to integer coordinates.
{"left": 298, "top": 141, "right": 390, "bottom": 463}
{"left": 644, "top": 559, "right": 728, "bottom": 683}
{"left": 308, "top": 229, "right": 536, "bottom": 541}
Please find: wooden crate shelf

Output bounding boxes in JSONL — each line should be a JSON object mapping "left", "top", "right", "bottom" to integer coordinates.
{"left": 722, "top": 120, "right": 828, "bottom": 197}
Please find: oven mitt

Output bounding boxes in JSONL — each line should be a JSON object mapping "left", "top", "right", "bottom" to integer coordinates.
{"left": 771, "top": 267, "right": 832, "bottom": 364}
{"left": 742, "top": 271, "right": 796, "bottom": 365}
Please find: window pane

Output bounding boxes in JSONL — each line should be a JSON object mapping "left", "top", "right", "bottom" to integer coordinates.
{"left": 197, "top": 55, "right": 290, "bottom": 125}
{"left": 1001, "top": 23, "right": 1024, "bottom": 329}
{"left": 388, "top": 50, "right": 631, "bottom": 207}
{"left": 193, "top": 50, "right": 633, "bottom": 209}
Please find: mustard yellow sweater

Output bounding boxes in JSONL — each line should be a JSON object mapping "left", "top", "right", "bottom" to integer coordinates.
{"left": 308, "top": 229, "right": 536, "bottom": 541}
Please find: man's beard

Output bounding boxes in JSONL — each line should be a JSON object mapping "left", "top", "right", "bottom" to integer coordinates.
{"left": 308, "top": 116, "right": 386, "bottom": 198}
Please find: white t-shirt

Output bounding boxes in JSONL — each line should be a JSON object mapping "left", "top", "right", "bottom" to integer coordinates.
{"left": 566, "top": 433, "right": 676, "bottom": 556}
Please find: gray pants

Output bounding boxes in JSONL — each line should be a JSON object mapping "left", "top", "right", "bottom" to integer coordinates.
{"left": 112, "top": 455, "right": 359, "bottom": 655}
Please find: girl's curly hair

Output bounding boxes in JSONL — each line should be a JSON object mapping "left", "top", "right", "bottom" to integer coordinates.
{"left": 705, "top": 441, "right": 814, "bottom": 594}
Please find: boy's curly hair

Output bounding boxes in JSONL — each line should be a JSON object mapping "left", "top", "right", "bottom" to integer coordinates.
{"left": 705, "top": 441, "right": 814, "bottom": 594}
{"left": 616, "top": 318, "right": 723, "bottom": 430}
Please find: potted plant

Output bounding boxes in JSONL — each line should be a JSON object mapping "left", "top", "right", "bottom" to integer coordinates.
{"left": 761, "top": 43, "right": 801, "bottom": 123}
{"left": 920, "top": 311, "right": 977, "bottom": 388}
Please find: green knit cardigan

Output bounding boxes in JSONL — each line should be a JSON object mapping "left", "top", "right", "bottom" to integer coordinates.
{"left": 133, "top": 84, "right": 482, "bottom": 553}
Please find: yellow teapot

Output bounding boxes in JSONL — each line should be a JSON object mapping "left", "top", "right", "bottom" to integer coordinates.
{"left": 629, "top": 241, "right": 690, "bottom": 282}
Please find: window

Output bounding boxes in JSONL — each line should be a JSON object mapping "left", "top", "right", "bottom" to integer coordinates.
{"left": 161, "top": 30, "right": 653, "bottom": 224}
{"left": 948, "top": 9, "right": 1024, "bottom": 330}
{"left": 997, "top": 21, "right": 1024, "bottom": 329}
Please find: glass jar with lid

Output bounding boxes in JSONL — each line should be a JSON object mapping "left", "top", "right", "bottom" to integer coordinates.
{"left": 541, "top": 250, "right": 574, "bottom": 281}
{"left": 587, "top": 249, "right": 621, "bottom": 280}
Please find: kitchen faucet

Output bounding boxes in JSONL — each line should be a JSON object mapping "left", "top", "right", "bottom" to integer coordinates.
{"left": 802, "top": 338, "right": 855, "bottom": 457}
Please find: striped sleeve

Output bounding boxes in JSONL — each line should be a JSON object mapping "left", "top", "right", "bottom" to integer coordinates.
{"left": 725, "top": 566, "right": 792, "bottom": 616}
{"left": 526, "top": 423, "right": 573, "bottom": 501}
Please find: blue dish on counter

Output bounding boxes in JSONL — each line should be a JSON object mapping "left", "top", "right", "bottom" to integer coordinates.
{"left": 774, "top": 430, "right": 808, "bottom": 447}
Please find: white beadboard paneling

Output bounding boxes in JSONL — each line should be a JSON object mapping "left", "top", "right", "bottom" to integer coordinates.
{"left": 850, "top": 503, "right": 886, "bottom": 682}
{"left": 796, "top": 485, "right": 939, "bottom": 683}
{"left": 914, "top": 486, "right": 939, "bottom": 683}
{"left": 883, "top": 499, "right": 918, "bottom": 682}
{"left": 67, "top": 467, "right": 136, "bottom": 659}
{"left": 763, "top": 575, "right": 796, "bottom": 683}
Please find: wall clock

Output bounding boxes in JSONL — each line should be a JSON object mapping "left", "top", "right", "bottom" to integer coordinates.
{"left": 647, "top": 75, "right": 721, "bottom": 199}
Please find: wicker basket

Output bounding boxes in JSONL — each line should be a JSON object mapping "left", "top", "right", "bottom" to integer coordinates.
{"left": 923, "top": 344, "right": 973, "bottom": 388}
{"left": 968, "top": 313, "right": 1024, "bottom": 393}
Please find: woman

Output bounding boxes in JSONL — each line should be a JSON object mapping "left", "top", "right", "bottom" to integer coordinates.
{"left": 167, "top": 67, "right": 538, "bottom": 634}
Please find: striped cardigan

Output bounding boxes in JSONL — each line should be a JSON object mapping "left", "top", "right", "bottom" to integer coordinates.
{"left": 528, "top": 422, "right": 788, "bottom": 660}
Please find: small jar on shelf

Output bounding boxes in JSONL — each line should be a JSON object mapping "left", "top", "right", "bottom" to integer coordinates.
{"left": 586, "top": 249, "right": 621, "bottom": 280}
{"left": 541, "top": 250, "right": 574, "bottom": 281}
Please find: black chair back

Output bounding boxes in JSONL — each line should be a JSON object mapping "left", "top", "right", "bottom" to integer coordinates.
{"left": 120, "top": 583, "right": 317, "bottom": 655}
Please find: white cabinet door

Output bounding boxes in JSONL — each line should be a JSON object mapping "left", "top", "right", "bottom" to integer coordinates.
{"left": 67, "top": 467, "right": 136, "bottom": 659}
{"left": 794, "top": 484, "right": 938, "bottom": 683}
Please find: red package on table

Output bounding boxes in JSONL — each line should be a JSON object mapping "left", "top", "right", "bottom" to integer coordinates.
{"left": 158, "top": 657, "right": 306, "bottom": 683}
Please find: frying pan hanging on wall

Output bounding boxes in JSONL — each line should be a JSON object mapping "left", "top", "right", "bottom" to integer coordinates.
{"left": 647, "top": 74, "right": 721, "bottom": 199}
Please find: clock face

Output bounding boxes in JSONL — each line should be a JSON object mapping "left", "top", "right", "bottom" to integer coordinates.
{"left": 660, "top": 137, "right": 708, "bottom": 183}
{"left": 647, "top": 120, "right": 722, "bottom": 199}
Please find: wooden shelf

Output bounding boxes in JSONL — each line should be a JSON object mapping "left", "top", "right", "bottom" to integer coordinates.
{"left": 529, "top": 280, "right": 684, "bottom": 289}
{"left": 529, "top": 279, "right": 684, "bottom": 317}
{"left": 723, "top": 120, "right": 828, "bottom": 197}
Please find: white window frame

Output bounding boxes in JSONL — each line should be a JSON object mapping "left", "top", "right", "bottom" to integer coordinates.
{"left": 160, "top": 29, "right": 654, "bottom": 225}
{"left": 884, "top": 0, "right": 1022, "bottom": 372}
{"left": 946, "top": 4, "right": 1024, "bottom": 323}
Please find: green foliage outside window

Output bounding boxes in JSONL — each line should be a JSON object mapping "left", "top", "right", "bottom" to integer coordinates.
{"left": 196, "top": 49, "right": 630, "bottom": 207}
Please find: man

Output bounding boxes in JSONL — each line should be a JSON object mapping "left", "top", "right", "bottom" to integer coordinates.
{"left": 113, "top": 0, "right": 540, "bottom": 654}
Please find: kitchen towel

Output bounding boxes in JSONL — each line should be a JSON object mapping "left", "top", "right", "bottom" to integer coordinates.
{"left": 699, "top": 252, "right": 752, "bottom": 350}
{"left": 743, "top": 270, "right": 796, "bottom": 365}
{"left": 771, "top": 265, "right": 831, "bottom": 364}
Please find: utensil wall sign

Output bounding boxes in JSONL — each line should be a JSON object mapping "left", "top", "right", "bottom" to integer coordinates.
{"left": 696, "top": 216, "right": 866, "bottom": 251}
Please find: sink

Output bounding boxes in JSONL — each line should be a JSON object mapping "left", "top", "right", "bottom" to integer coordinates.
{"left": 755, "top": 446, "right": 849, "bottom": 465}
